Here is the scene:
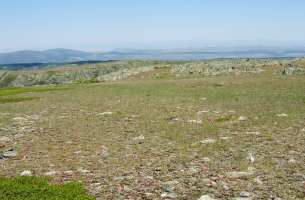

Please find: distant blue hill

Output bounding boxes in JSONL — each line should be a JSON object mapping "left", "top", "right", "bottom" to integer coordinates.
{"left": 1, "top": 47, "right": 305, "bottom": 65}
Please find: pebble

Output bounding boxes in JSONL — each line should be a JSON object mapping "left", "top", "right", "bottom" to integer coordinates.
{"left": 277, "top": 113, "right": 288, "bottom": 117}
{"left": 161, "top": 192, "right": 177, "bottom": 199}
{"left": 14, "top": 134, "right": 24, "bottom": 139}
{"left": 78, "top": 168, "right": 90, "bottom": 173}
{"left": 198, "top": 195, "right": 216, "bottom": 200}
{"left": 226, "top": 171, "right": 254, "bottom": 179}
{"left": 254, "top": 177, "right": 263, "bottom": 185}
{"left": 200, "top": 139, "right": 216, "bottom": 144}
{"left": 0, "top": 136, "right": 11, "bottom": 143}
{"left": 187, "top": 119, "right": 203, "bottom": 124}
{"left": 247, "top": 152, "right": 255, "bottom": 163}
{"left": 132, "top": 135, "right": 145, "bottom": 144}
{"left": 98, "top": 146, "right": 109, "bottom": 158}
{"left": 238, "top": 116, "right": 248, "bottom": 121}
{"left": 3, "top": 149, "right": 17, "bottom": 158}
{"left": 20, "top": 170, "right": 32, "bottom": 176}
{"left": 64, "top": 171, "right": 74, "bottom": 175}
{"left": 240, "top": 191, "right": 251, "bottom": 197}
{"left": 197, "top": 110, "right": 209, "bottom": 115}
{"left": 44, "top": 171, "right": 57, "bottom": 176}
{"left": 97, "top": 112, "right": 113, "bottom": 116}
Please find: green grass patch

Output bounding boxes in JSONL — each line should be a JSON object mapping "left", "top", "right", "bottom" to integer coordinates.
{"left": 0, "top": 86, "right": 70, "bottom": 97}
{"left": 0, "top": 176, "right": 95, "bottom": 200}
{"left": 0, "top": 97, "right": 38, "bottom": 104}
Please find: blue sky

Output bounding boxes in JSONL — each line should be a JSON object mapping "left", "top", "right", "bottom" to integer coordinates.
{"left": 1, "top": 0, "right": 305, "bottom": 52}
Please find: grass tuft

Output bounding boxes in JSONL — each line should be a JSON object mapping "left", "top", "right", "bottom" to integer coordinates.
{"left": 0, "top": 176, "right": 95, "bottom": 200}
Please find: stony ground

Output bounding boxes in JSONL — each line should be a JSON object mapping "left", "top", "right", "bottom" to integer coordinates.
{"left": 0, "top": 64, "right": 305, "bottom": 199}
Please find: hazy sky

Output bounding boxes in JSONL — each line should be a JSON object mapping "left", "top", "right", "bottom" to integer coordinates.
{"left": 1, "top": 0, "right": 305, "bottom": 52}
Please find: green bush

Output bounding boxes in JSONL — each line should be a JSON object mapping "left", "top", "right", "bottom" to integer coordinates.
{"left": 0, "top": 176, "right": 95, "bottom": 200}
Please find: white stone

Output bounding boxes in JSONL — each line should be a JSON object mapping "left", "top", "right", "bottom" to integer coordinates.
{"left": 133, "top": 135, "right": 145, "bottom": 141}
{"left": 240, "top": 191, "right": 251, "bottom": 197}
{"left": 200, "top": 139, "right": 216, "bottom": 144}
{"left": 45, "top": 171, "right": 57, "bottom": 176}
{"left": 247, "top": 153, "right": 255, "bottom": 163}
{"left": 187, "top": 119, "right": 203, "bottom": 124}
{"left": 226, "top": 171, "right": 254, "bottom": 179}
{"left": 198, "top": 195, "right": 216, "bottom": 200}
{"left": 78, "top": 168, "right": 90, "bottom": 173}
{"left": 97, "top": 112, "right": 113, "bottom": 116}
{"left": 277, "top": 113, "right": 288, "bottom": 117}
{"left": 3, "top": 150, "right": 17, "bottom": 158}
{"left": 238, "top": 116, "right": 248, "bottom": 121}
{"left": 20, "top": 170, "right": 32, "bottom": 176}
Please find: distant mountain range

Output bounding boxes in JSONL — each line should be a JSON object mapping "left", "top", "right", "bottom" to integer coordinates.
{"left": 1, "top": 47, "right": 305, "bottom": 65}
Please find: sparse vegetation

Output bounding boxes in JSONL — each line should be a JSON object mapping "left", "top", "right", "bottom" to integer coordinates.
{"left": 0, "top": 58, "right": 304, "bottom": 199}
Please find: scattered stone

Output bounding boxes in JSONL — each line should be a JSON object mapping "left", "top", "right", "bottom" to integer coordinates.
{"left": 167, "top": 116, "right": 180, "bottom": 122}
{"left": 113, "top": 176, "right": 126, "bottom": 181}
{"left": 163, "top": 180, "right": 179, "bottom": 193}
{"left": 123, "top": 185, "right": 131, "bottom": 192}
{"left": 187, "top": 119, "right": 203, "bottom": 124}
{"left": 280, "top": 64, "right": 305, "bottom": 75}
{"left": 238, "top": 116, "right": 248, "bottom": 121}
{"left": 254, "top": 177, "right": 263, "bottom": 185}
{"left": 161, "top": 192, "right": 177, "bottom": 199}
{"left": 226, "top": 171, "right": 254, "bottom": 179}
{"left": 0, "top": 136, "right": 11, "bottom": 143}
{"left": 14, "top": 134, "right": 24, "bottom": 139}
{"left": 3, "top": 149, "right": 17, "bottom": 158}
{"left": 98, "top": 146, "right": 109, "bottom": 158}
{"left": 198, "top": 195, "right": 216, "bottom": 200}
{"left": 132, "top": 135, "right": 145, "bottom": 144}
{"left": 64, "top": 171, "right": 74, "bottom": 175}
{"left": 222, "top": 184, "right": 229, "bottom": 191}
{"left": 20, "top": 170, "right": 32, "bottom": 176}
{"left": 145, "top": 176, "right": 154, "bottom": 180}
{"left": 288, "top": 158, "right": 296, "bottom": 164}
{"left": 44, "top": 171, "right": 57, "bottom": 176}
{"left": 77, "top": 168, "right": 90, "bottom": 174}
{"left": 197, "top": 110, "right": 209, "bottom": 115}
{"left": 245, "top": 131, "right": 260, "bottom": 135}
{"left": 97, "top": 112, "right": 113, "bottom": 116}
{"left": 200, "top": 97, "right": 207, "bottom": 101}
{"left": 240, "top": 191, "right": 251, "bottom": 197}
{"left": 247, "top": 152, "right": 255, "bottom": 163}
{"left": 200, "top": 139, "right": 216, "bottom": 144}
{"left": 277, "top": 113, "right": 288, "bottom": 117}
